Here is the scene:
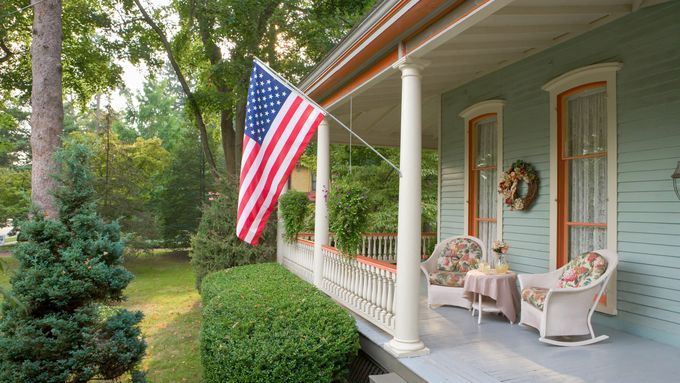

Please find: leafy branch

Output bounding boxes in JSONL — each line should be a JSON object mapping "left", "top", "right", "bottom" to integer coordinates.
{"left": 131, "top": 0, "right": 221, "bottom": 181}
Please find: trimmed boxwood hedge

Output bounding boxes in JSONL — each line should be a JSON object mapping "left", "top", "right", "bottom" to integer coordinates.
{"left": 200, "top": 263, "right": 360, "bottom": 383}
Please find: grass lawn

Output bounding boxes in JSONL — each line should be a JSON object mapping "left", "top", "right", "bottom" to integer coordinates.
{"left": 0, "top": 248, "right": 203, "bottom": 382}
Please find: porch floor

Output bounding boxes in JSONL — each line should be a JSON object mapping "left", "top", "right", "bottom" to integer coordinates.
{"left": 356, "top": 277, "right": 680, "bottom": 383}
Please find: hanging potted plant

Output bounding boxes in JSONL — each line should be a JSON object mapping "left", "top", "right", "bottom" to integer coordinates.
{"left": 279, "top": 190, "right": 312, "bottom": 243}
{"left": 329, "top": 180, "right": 370, "bottom": 258}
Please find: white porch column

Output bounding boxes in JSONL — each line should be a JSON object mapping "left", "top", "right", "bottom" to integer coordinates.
{"left": 385, "top": 57, "right": 429, "bottom": 358}
{"left": 277, "top": 182, "right": 289, "bottom": 265}
{"left": 313, "top": 119, "right": 330, "bottom": 287}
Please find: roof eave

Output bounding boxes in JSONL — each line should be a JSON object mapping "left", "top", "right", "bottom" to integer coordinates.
{"left": 298, "top": 0, "right": 401, "bottom": 91}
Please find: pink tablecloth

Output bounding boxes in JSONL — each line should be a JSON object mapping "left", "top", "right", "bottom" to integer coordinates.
{"left": 463, "top": 270, "right": 520, "bottom": 323}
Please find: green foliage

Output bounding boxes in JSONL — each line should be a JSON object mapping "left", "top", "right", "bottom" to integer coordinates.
{"left": 190, "top": 182, "right": 275, "bottom": 289}
{"left": 279, "top": 191, "right": 312, "bottom": 243}
{"left": 302, "top": 144, "right": 439, "bottom": 233}
{"left": 1, "top": 0, "right": 129, "bottom": 105}
{"left": 200, "top": 263, "right": 360, "bottom": 383}
{"left": 128, "top": 77, "right": 185, "bottom": 150}
{"left": 329, "top": 181, "right": 369, "bottom": 257}
{"left": 0, "top": 100, "right": 30, "bottom": 167}
{"left": 0, "top": 167, "right": 30, "bottom": 224}
{"left": 0, "top": 144, "right": 146, "bottom": 382}
{"left": 67, "top": 131, "right": 169, "bottom": 242}
{"left": 156, "top": 130, "right": 209, "bottom": 247}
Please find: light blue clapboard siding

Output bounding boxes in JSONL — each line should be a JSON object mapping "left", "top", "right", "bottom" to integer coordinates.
{"left": 439, "top": 2, "right": 680, "bottom": 347}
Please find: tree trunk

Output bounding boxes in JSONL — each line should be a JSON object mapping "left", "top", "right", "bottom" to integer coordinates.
{"left": 30, "top": 0, "right": 63, "bottom": 219}
{"left": 195, "top": 13, "right": 236, "bottom": 179}
{"left": 234, "top": 100, "right": 246, "bottom": 174}
{"left": 220, "top": 110, "right": 235, "bottom": 179}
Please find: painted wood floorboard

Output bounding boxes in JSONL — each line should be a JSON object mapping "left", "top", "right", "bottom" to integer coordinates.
{"left": 355, "top": 277, "right": 680, "bottom": 383}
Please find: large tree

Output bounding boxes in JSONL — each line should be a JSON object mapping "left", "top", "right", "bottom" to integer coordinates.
{"left": 125, "top": 0, "right": 375, "bottom": 179}
{"left": 30, "top": 0, "right": 64, "bottom": 218}
{"left": 1, "top": 0, "right": 138, "bottom": 216}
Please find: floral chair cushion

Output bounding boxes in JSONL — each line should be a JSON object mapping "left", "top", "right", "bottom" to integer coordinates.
{"left": 429, "top": 271, "right": 466, "bottom": 288}
{"left": 558, "top": 252, "right": 608, "bottom": 288}
{"left": 521, "top": 287, "right": 549, "bottom": 311}
{"left": 436, "top": 238, "right": 482, "bottom": 273}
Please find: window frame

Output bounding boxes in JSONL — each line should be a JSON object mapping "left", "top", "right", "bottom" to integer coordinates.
{"left": 543, "top": 63, "right": 621, "bottom": 315}
{"left": 460, "top": 100, "right": 505, "bottom": 256}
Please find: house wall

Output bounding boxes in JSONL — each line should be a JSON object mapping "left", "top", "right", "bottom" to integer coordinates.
{"left": 289, "top": 166, "right": 313, "bottom": 193}
{"left": 440, "top": 2, "right": 680, "bottom": 347}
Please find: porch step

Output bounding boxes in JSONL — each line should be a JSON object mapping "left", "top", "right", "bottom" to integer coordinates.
{"left": 348, "top": 349, "right": 388, "bottom": 383}
{"left": 370, "top": 372, "right": 408, "bottom": 383}
{"left": 359, "top": 333, "right": 427, "bottom": 383}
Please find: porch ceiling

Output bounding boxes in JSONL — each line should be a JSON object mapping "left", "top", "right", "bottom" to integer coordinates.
{"left": 322, "top": 0, "right": 655, "bottom": 149}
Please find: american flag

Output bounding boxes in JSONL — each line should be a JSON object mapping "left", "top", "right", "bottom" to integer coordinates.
{"left": 237, "top": 60, "right": 325, "bottom": 245}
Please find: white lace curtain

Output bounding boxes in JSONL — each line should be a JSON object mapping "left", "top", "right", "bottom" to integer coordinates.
{"left": 475, "top": 117, "right": 497, "bottom": 258}
{"left": 566, "top": 88, "right": 607, "bottom": 260}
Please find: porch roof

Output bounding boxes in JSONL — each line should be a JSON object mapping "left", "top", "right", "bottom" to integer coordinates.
{"left": 301, "top": 0, "right": 662, "bottom": 148}
{"left": 357, "top": 279, "right": 680, "bottom": 382}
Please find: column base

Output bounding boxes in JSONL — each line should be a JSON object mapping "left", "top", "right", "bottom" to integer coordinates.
{"left": 383, "top": 338, "right": 430, "bottom": 358}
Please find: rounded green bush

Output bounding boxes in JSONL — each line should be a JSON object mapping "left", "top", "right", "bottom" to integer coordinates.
{"left": 200, "top": 263, "right": 360, "bottom": 383}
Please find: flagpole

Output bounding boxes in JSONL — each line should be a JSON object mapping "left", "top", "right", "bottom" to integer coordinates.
{"left": 253, "top": 57, "right": 402, "bottom": 177}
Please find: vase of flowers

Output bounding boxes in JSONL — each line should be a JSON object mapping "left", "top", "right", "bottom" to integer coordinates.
{"left": 492, "top": 240, "right": 510, "bottom": 273}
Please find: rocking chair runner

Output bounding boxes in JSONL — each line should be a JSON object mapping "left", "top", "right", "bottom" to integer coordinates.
{"left": 518, "top": 249, "right": 618, "bottom": 346}
{"left": 421, "top": 235, "right": 486, "bottom": 310}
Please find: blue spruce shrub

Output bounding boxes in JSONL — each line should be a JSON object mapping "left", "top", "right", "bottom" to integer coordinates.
{"left": 0, "top": 145, "right": 146, "bottom": 382}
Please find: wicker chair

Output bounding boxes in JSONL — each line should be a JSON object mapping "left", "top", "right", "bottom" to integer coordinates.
{"left": 518, "top": 249, "right": 618, "bottom": 346}
{"left": 420, "top": 235, "right": 486, "bottom": 310}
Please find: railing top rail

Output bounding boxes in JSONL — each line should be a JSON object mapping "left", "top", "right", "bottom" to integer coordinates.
{"left": 296, "top": 239, "right": 315, "bottom": 246}
{"left": 321, "top": 244, "right": 338, "bottom": 253}
{"left": 357, "top": 256, "right": 397, "bottom": 273}
{"left": 297, "top": 232, "right": 436, "bottom": 237}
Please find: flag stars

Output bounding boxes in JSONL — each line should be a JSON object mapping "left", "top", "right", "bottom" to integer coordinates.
{"left": 245, "top": 63, "right": 293, "bottom": 143}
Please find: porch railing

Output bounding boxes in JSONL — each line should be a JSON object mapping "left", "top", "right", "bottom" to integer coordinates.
{"left": 297, "top": 232, "right": 436, "bottom": 263}
{"left": 280, "top": 239, "right": 314, "bottom": 284}
{"left": 320, "top": 245, "right": 397, "bottom": 334}
{"left": 280, "top": 232, "right": 438, "bottom": 335}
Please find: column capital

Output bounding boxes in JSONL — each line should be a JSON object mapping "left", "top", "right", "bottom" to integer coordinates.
{"left": 392, "top": 56, "right": 429, "bottom": 73}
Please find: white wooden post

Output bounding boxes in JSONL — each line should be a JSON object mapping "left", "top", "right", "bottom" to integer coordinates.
{"left": 313, "top": 119, "right": 330, "bottom": 287}
{"left": 385, "top": 57, "right": 429, "bottom": 357}
{"left": 277, "top": 182, "right": 289, "bottom": 264}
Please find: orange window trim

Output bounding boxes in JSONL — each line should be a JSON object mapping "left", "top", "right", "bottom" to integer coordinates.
{"left": 468, "top": 113, "right": 497, "bottom": 237}
{"left": 556, "top": 81, "right": 607, "bottom": 267}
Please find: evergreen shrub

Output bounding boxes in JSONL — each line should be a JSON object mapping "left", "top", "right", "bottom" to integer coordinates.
{"left": 278, "top": 190, "right": 311, "bottom": 242}
{"left": 190, "top": 182, "right": 275, "bottom": 289}
{"left": 0, "top": 145, "right": 146, "bottom": 383}
{"left": 200, "top": 263, "right": 359, "bottom": 383}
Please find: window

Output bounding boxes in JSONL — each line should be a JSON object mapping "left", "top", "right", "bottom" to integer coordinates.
{"left": 460, "top": 101, "right": 505, "bottom": 257}
{"left": 469, "top": 114, "right": 498, "bottom": 253}
{"left": 558, "top": 83, "right": 608, "bottom": 266}
{"left": 544, "top": 63, "right": 621, "bottom": 315}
